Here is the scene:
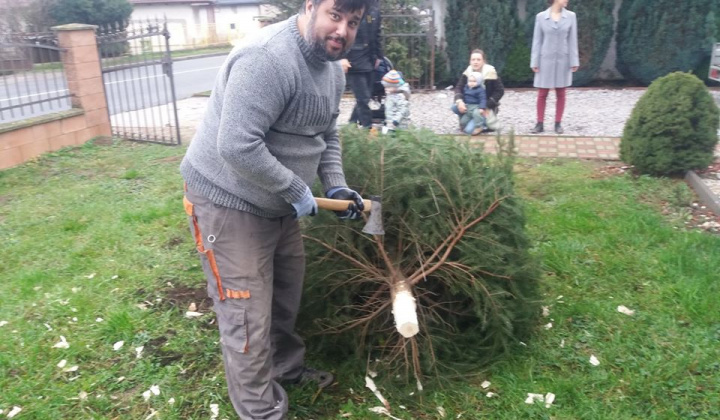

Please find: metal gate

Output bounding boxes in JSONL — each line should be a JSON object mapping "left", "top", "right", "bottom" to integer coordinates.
{"left": 382, "top": 9, "right": 436, "bottom": 90}
{"left": 97, "top": 20, "right": 181, "bottom": 145}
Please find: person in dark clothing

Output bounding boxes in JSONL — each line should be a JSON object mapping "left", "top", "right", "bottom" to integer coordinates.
{"left": 341, "top": 0, "right": 383, "bottom": 128}
{"left": 451, "top": 49, "right": 504, "bottom": 132}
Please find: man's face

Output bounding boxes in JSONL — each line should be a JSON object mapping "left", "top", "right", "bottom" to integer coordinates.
{"left": 305, "top": 0, "right": 364, "bottom": 61}
{"left": 470, "top": 53, "right": 485, "bottom": 71}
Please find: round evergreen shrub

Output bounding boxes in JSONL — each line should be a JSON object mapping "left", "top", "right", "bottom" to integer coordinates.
{"left": 300, "top": 128, "right": 542, "bottom": 378}
{"left": 620, "top": 72, "right": 720, "bottom": 175}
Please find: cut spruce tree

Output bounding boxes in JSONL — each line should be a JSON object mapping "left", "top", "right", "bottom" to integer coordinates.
{"left": 300, "top": 128, "right": 542, "bottom": 383}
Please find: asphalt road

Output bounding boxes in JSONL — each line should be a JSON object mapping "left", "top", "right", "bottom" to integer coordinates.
{"left": 0, "top": 54, "right": 227, "bottom": 124}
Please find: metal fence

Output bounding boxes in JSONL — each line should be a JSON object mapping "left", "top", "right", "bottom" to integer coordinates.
{"left": 0, "top": 31, "right": 71, "bottom": 124}
{"left": 382, "top": 9, "right": 436, "bottom": 90}
{"left": 97, "top": 20, "right": 181, "bottom": 145}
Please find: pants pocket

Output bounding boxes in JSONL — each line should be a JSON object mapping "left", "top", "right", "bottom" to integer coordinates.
{"left": 217, "top": 305, "right": 249, "bottom": 354}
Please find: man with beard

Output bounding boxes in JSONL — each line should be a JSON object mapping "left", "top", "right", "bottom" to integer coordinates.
{"left": 179, "top": 0, "right": 369, "bottom": 418}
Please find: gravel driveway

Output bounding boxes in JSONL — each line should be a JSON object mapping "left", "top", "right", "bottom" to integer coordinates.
{"left": 339, "top": 88, "right": 647, "bottom": 138}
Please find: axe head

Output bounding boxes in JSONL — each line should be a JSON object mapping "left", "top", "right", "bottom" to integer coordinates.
{"left": 362, "top": 195, "right": 384, "bottom": 235}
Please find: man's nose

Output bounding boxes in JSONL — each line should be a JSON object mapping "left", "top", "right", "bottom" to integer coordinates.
{"left": 335, "top": 20, "right": 349, "bottom": 38}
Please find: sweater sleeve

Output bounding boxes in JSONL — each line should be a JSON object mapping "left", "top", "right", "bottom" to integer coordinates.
{"left": 485, "top": 76, "right": 504, "bottom": 111}
{"left": 215, "top": 48, "right": 307, "bottom": 204}
{"left": 372, "top": 6, "right": 384, "bottom": 62}
{"left": 569, "top": 12, "right": 580, "bottom": 67}
{"left": 454, "top": 74, "right": 468, "bottom": 102}
{"left": 530, "top": 14, "right": 543, "bottom": 68}
{"left": 478, "top": 89, "right": 487, "bottom": 109}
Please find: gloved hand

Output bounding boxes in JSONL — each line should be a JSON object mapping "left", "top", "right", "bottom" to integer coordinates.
{"left": 325, "top": 187, "right": 364, "bottom": 219}
{"left": 291, "top": 186, "right": 317, "bottom": 219}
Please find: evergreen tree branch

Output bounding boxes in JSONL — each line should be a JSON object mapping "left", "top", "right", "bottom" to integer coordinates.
{"left": 407, "top": 195, "right": 508, "bottom": 285}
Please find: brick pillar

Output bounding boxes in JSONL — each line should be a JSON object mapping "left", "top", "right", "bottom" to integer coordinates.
{"left": 52, "top": 23, "right": 111, "bottom": 138}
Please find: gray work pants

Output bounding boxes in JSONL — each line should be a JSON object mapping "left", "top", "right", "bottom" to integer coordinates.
{"left": 184, "top": 186, "right": 306, "bottom": 420}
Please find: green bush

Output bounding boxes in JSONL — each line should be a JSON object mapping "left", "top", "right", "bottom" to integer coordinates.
{"left": 620, "top": 72, "right": 719, "bottom": 175}
{"left": 617, "top": 0, "right": 716, "bottom": 85}
{"left": 525, "top": 0, "right": 614, "bottom": 86}
{"left": 444, "top": 0, "right": 518, "bottom": 78}
{"left": 51, "top": 0, "right": 133, "bottom": 27}
{"left": 502, "top": 28, "right": 533, "bottom": 86}
{"left": 300, "top": 128, "right": 542, "bottom": 376}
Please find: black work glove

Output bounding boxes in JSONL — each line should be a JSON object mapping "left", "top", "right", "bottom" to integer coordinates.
{"left": 325, "top": 187, "right": 365, "bottom": 219}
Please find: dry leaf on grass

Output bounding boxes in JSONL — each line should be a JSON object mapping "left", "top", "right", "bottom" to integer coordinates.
{"left": 52, "top": 336, "right": 69, "bottom": 349}
{"left": 368, "top": 407, "right": 403, "bottom": 420}
{"left": 617, "top": 305, "right": 635, "bottom": 316}
{"left": 544, "top": 392, "right": 555, "bottom": 408}
{"left": 7, "top": 406, "right": 22, "bottom": 418}
{"left": 525, "top": 393, "right": 545, "bottom": 404}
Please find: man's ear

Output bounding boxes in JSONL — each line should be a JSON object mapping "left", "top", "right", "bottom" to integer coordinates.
{"left": 304, "top": 0, "right": 314, "bottom": 15}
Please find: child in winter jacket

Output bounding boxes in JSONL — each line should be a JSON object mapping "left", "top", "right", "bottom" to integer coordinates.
{"left": 460, "top": 72, "right": 487, "bottom": 135}
{"left": 380, "top": 70, "right": 411, "bottom": 132}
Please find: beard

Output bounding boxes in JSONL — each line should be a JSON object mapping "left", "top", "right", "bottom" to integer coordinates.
{"left": 305, "top": 14, "right": 348, "bottom": 61}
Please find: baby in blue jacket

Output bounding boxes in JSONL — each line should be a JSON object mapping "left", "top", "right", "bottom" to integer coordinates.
{"left": 460, "top": 72, "right": 487, "bottom": 135}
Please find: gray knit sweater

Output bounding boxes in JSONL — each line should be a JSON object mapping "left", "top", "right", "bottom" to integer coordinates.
{"left": 180, "top": 16, "right": 348, "bottom": 218}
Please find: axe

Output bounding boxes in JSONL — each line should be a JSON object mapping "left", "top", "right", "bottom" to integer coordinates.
{"left": 314, "top": 195, "right": 384, "bottom": 235}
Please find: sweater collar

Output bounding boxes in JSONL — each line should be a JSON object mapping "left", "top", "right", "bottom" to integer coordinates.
{"left": 289, "top": 15, "right": 329, "bottom": 66}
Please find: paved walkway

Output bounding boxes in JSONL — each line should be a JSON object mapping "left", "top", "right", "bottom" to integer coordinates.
{"left": 465, "top": 134, "right": 622, "bottom": 160}
{"left": 117, "top": 97, "right": 719, "bottom": 161}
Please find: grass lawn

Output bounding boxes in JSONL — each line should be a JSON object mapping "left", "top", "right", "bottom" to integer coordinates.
{"left": 1, "top": 138, "right": 719, "bottom": 419}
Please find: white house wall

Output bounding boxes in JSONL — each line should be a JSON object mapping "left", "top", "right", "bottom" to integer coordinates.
{"left": 131, "top": 4, "right": 258, "bottom": 51}
{"left": 213, "top": 5, "right": 262, "bottom": 46}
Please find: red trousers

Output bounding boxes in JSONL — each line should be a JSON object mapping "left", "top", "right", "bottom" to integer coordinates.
{"left": 536, "top": 88, "right": 566, "bottom": 123}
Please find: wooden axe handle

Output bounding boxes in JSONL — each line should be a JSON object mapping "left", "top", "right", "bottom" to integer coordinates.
{"left": 314, "top": 197, "right": 373, "bottom": 212}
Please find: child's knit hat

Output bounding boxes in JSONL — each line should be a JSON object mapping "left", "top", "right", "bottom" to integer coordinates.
{"left": 381, "top": 70, "right": 405, "bottom": 87}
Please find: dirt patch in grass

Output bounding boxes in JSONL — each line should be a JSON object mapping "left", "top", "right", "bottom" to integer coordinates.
{"left": 163, "top": 284, "right": 213, "bottom": 312}
{"left": 165, "top": 236, "right": 185, "bottom": 248}
{"left": 591, "top": 162, "right": 631, "bottom": 179}
{"left": 592, "top": 163, "right": 720, "bottom": 235}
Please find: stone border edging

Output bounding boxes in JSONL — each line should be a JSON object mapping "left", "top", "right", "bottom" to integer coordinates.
{"left": 0, "top": 108, "right": 85, "bottom": 135}
{"left": 685, "top": 170, "right": 720, "bottom": 215}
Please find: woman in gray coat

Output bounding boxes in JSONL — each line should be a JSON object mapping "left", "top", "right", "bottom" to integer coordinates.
{"left": 530, "top": 0, "right": 579, "bottom": 134}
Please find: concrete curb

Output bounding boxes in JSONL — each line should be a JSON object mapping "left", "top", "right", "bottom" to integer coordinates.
{"left": 173, "top": 51, "right": 229, "bottom": 63}
{"left": 685, "top": 170, "right": 720, "bottom": 215}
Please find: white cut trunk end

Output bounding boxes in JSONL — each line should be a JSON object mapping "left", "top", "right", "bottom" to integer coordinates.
{"left": 391, "top": 282, "right": 419, "bottom": 338}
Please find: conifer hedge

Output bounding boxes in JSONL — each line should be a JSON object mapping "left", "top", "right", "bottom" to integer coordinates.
{"left": 524, "top": 0, "right": 614, "bottom": 86}
{"left": 444, "top": 0, "right": 518, "bottom": 81}
{"left": 300, "top": 128, "right": 542, "bottom": 378}
{"left": 620, "top": 72, "right": 719, "bottom": 175}
{"left": 617, "top": 0, "right": 716, "bottom": 85}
